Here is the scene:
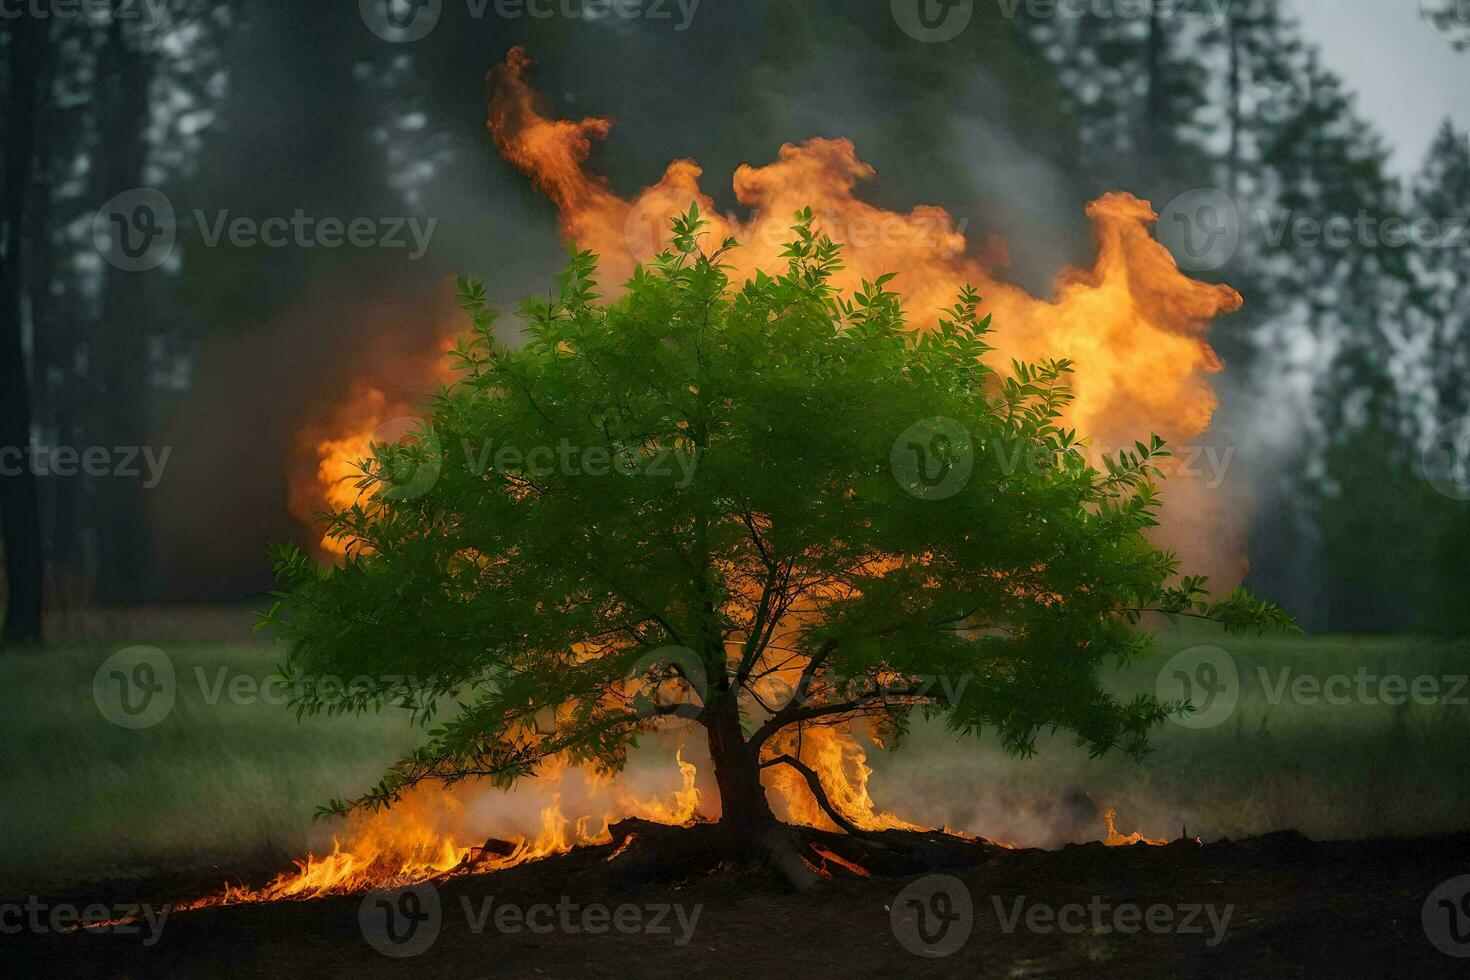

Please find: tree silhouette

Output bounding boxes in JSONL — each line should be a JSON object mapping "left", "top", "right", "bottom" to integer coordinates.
{"left": 264, "top": 209, "right": 1291, "bottom": 881}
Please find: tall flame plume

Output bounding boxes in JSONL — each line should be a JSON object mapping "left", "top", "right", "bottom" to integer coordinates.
{"left": 267, "top": 46, "right": 1224, "bottom": 902}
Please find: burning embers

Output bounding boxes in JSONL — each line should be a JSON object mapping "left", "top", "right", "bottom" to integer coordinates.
{"left": 187, "top": 751, "right": 702, "bottom": 907}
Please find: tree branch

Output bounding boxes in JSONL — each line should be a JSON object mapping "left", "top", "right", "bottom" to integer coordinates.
{"left": 760, "top": 753, "right": 872, "bottom": 837}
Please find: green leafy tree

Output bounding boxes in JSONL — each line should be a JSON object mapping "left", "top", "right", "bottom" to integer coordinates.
{"left": 265, "top": 208, "right": 1291, "bottom": 873}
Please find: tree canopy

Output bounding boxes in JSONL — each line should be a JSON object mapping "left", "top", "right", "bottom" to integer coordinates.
{"left": 265, "top": 207, "right": 1293, "bottom": 831}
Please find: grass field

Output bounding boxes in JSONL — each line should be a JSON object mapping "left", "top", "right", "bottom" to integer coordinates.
{"left": 4, "top": 622, "right": 1468, "bottom": 892}
{"left": 0, "top": 641, "right": 423, "bottom": 892}
{"left": 870, "top": 624, "right": 1470, "bottom": 848}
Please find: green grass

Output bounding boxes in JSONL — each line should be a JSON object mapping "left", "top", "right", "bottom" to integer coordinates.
{"left": 869, "top": 624, "right": 1470, "bottom": 846}
{"left": 0, "top": 642, "right": 423, "bottom": 891}
{"left": 4, "top": 626, "right": 1468, "bottom": 891}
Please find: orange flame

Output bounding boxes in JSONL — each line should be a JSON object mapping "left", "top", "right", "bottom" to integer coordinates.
{"left": 1102, "top": 807, "right": 1169, "bottom": 847}
{"left": 263, "top": 48, "right": 1247, "bottom": 902}
{"left": 285, "top": 288, "right": 462, "bottom": 558}
{"left": 763, "top": 727, "right": 921, "bottom": 834}
{"left": 187, "top": 749, "right": 701, "bottom": 907}
{"left": 487, "top": 45, "right": 1248, "bottom": 584}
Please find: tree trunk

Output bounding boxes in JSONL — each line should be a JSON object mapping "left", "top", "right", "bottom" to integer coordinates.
{"left": 702, "top": 693, "right": 830, "bottom": 892}
{"left": 0, "top": 16, "right": 50, "bottom": 645}
{"left": 91, "top": 15, "right": 157, "bottom": 603}
{"left": 1227, "top": 8, "right": 1242, "bottom": 197}
{"left": 0, "top": 266, "right": 42, "bottom": 645}
{"left": 702, "top": 690, "right": 773, "bottom": 851}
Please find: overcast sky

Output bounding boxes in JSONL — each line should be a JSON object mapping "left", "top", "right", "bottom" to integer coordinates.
{"left": 1291, "top": 0, "right": 1470, "bottom": 175}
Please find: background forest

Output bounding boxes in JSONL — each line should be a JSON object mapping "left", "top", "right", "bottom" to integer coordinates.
{"left": 2, "top": 0, "right": 1468, "bottom": 642}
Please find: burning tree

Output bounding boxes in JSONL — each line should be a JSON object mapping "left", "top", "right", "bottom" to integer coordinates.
{"left": 265, "top": 207, "right": 1291, "bottom": 887}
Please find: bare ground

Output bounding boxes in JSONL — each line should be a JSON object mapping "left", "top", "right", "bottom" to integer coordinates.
{"left": 5, "top": 823, "right": 1470, "bottom": 978}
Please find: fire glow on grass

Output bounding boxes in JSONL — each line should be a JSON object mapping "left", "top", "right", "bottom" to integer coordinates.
{"left": 188, "top": 751, "right": 703, "bottom": 906}
{"left": 263, "top": 46, "right": 1217, "bottom": 903}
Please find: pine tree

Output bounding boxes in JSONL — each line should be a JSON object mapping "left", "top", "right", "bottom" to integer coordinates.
{"left": 1410, "top": 121, "right": 1470, "bottom": 423}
